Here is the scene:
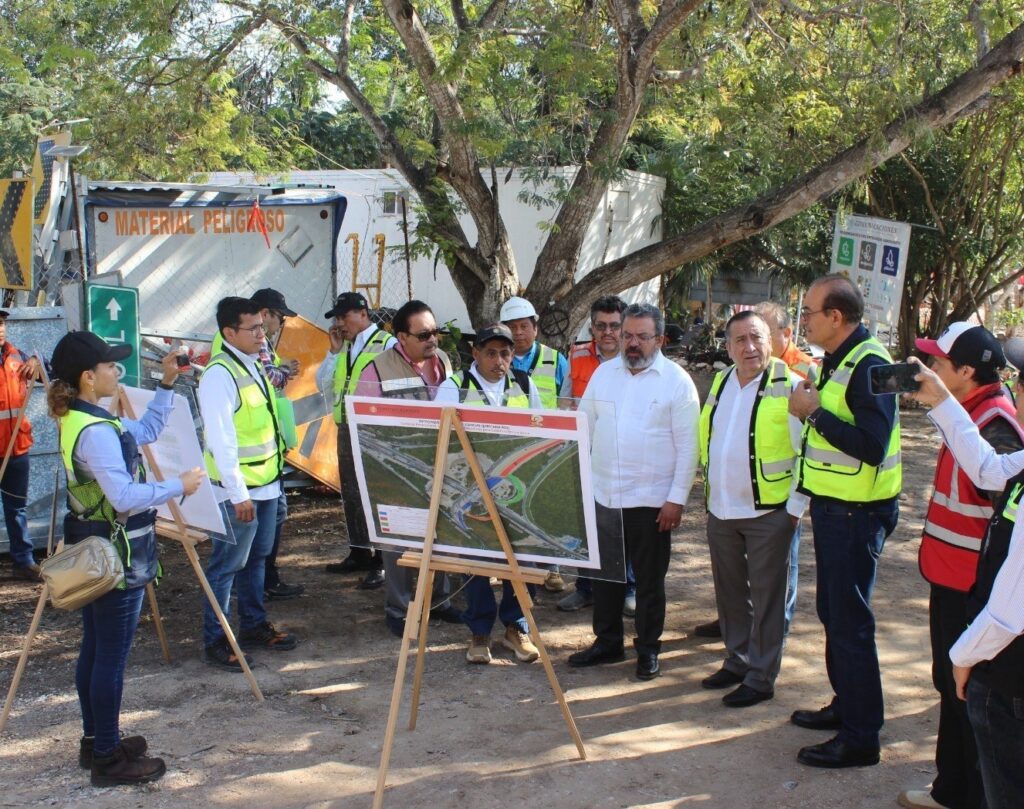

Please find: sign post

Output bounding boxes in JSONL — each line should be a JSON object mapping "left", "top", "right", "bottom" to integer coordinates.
{"left": 85, "top": 283, "right": 141, "bottom": 383}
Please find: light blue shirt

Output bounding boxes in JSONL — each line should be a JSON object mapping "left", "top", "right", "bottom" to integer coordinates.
{"left": 73, "top": 387, "right": 184, "bottom": 514}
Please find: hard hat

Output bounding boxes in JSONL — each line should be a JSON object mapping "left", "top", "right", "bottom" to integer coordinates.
{"left": 500, "top": 296, "right": 537, "bottom": 322}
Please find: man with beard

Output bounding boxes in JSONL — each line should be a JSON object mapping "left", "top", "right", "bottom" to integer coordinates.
{"left": 567, "top": 303, "right": 700, "bottom": 681}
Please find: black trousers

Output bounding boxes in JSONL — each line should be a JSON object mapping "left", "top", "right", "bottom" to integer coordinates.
{"left": 592, "top": 506, "right": 671, "bottom": 655}
{"left": 930, "top": 583, "right": 985, "bottom": 809}
{"left": 337, "top": 423, "right": 381, "bottom": 568}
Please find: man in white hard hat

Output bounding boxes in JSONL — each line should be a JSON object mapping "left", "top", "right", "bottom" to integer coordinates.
{"left": 499, "top": 295, "right": 572, "bottom": 593}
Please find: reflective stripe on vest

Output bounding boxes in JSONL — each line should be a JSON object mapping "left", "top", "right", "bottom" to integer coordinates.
{"left": 60, "top": 410, "right": 131, "bottom": 524}
{"left": 203, "top": 352, "right": 284, "bottom": 487}
{"left": 1002, "top": 482, "right": 1022, "bottom": 523}
{"left": 797, "top": 337, "right": 902, "bottom": 501}
{"left": 332, "top": 329, "right": 392, "bottom": 423}
{"left": 526, "top": 343, "right": 561, "bottom": 408}
{"left": 699, "top": 358, "right": 796, "bottom": 509}
{"left": 920, "top": 390, "right": 1024, "bottom": 590}
{"left": 455, "top": 372, "right": 531, "bottom": 408}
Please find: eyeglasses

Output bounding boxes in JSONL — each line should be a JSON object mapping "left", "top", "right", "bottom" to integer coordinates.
{"left": 622, "top": 332, "right": 657, "bottom": 344}
{"left": 799, "top": 307, "right": 830, "bottom": 319}
{"left": 409, "top": 328, "right": 441, "bottom": 342}
{"left": 592, "top": 322, "right": 622, "bottom": 333}
{"left": 234, "top": 323, "right": 267, "bottom": 335}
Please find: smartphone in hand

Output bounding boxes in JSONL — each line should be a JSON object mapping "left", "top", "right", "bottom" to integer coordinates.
{"left": 869, "top": 362, "right": 920, "bottom": 395}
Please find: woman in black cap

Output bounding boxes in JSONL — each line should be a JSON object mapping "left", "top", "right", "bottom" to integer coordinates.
{"left": 48, "top": 331, "right": 205, "bottom": 786}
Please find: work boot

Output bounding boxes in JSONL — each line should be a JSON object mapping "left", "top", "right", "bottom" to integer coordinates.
{"left": 79, "top": 734, "right": 147, "bottom": 769}
{"left": 90, "top": 743, "right": 166, "bottom": 786}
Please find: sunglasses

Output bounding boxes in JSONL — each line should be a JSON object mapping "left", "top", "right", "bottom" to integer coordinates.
{"left": 408, "top": 328, "right": 441, "bottom": 342}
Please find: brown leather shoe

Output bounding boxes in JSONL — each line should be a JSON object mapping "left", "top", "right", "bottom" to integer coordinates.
{"left": 90, "top": 743, "right": 166, "bottom": 786}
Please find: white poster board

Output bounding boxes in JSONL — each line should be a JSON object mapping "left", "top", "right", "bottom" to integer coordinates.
{"left": 120, "top": 386, "right": 226, "bottom": 535}
{"left": 346, "top": 397, "right": 601, "bottom": 569}
{"left": 830, "top": 213, "right": 912, "bottom": 327}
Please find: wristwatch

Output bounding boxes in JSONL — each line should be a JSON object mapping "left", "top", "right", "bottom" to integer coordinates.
{"left": 805, "top": 407, "right": 824, "bottom": 428}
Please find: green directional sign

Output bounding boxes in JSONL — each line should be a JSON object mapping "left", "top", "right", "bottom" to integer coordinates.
{"left": 85, "top": 283, "right": 141, "bottom": 383}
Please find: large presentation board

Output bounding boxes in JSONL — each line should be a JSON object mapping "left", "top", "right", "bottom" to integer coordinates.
{"left": 347, "top": 397, "right": 600, "bottom": 569}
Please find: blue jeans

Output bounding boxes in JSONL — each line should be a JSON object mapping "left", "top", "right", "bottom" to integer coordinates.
{"left": 462, "top": 576, "right": 534, "bottom": 636}
{"left": 575, "top": 557, "right": 636, "bottom": 597}
{"left": 76, "top": 585, "right": 146, "bottom": 756}
{"left": 202, "top": 498, "right": 277, "bottom": 646}
{"left": 784, "top": 522, "right": 801, "bottom": 635}
{"left": 810, "top": 497, "right": 898, "bottom": 749}
{"left": 967, "top": 678, "right": 1024, "bottom": 809}
{"left": 2, "top": 452, "right": 31, "bottom": 567}
{"left": 264, "top": 491, "right": 287, "bottom": 589}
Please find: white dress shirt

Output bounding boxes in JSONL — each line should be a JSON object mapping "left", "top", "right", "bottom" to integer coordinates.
{"left": 706, "top": 370, "right": 807, "bottom": 520}
{"left": 198, "top": 346, "right": 281, "bottom": 504}
{"left": 315, "top": 322, "right": 398, "bottom": 397}
{"left": 927, "top": 396, "right": 1024, "bottom": 668}
{"left": 580, "top": 352, "right": 699, "bottom": 509}
{"left": 435, "top": 363, "right": 543, "bottom": 408}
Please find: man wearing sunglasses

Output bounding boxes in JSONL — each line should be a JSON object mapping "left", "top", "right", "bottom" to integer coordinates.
{"left": 354, "top": 300, "right": 463, "bottom": 637}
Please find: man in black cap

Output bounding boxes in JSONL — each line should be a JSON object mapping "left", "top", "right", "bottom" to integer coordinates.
{"left": 0, "top": 309, "right": 41, "bottom": 580}
{"left": 249, "top": 289, "right": 304, "bottom": 602}
{"left": 315, "top": 292, "right": 396, "bottom": 587}
{"left": 899, "top": 323, "right": 1023, "bottom": 809}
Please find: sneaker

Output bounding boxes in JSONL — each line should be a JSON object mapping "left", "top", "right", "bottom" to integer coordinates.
{"left": 623, "top": 593, "right": 637, "bottom": 617}
{"left": 466, "top": 634, "right": 492, "bottom": 664}
{"left": 265, "top": 580, "right": 305, "bottom": 601}
{"left": 543, "top": 570, "right": 566, "bottom": 593}
{"left": 79, "top": 735, "right": 147, "bottom": 769}
{"left": 501, "top": 625, "right": 539, "bottom": 663}
{"left": 557, "top": 590, "right": 593, "bottom": 611}
{"left": 238, "top": 621, "right": 299, "bottom": 651}
{"left": 203, "top": 638, "right": 253, "bottom": 671}
{"left": 898, "top": 790, "right": 950, "bottom": 809}
{"left": 90, "top": 743, "right": 166, "bottom": 787}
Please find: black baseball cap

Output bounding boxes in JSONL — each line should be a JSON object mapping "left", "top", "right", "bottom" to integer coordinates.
{"left": 473, "top": 323, "right": 515, "bottom": 348}
{"left": 1004, "top": 337, "right": 1024, "bottom": 374}
{"left": 251, "top": 288, "right": 296, "bottom": 317}
{"left": 51, "top": 331, "right": 133, "bottom": 385}
{"left": 915, "top": 322, "right": 1006, "bottom": 374}
{"left": 325, "top": 292, "right": 369, "bottom": 319}
{"left": 0, "top": 310, "right": 9, "bottom": 319}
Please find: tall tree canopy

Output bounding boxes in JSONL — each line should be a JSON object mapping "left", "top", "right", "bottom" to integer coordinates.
{"left": 5, "top": 0, "right": 1024, "bottom": 335}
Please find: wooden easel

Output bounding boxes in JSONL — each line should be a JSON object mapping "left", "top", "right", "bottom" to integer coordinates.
{"left": 116, "top": 387, "right": 263, "bottom": 702}
{"left": 372, "top": 407, "right": 586, "bottom": 809}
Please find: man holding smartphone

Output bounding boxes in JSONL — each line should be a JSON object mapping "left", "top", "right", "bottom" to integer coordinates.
{"left": 899, "top": 323, "right": 1023, "bottom": 809}
{"left": 787, "top": 274, "right": 900, "bottom": 768}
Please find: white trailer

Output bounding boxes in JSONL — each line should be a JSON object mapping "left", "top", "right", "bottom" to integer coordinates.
{"left": 206, "top": 167, "right": 665, "bottom": 333}
{"left": 79, "top": 182, "right": 347, "bottom": 336}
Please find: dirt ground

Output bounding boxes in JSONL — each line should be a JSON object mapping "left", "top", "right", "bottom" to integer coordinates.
{"left": 0, "top": 405, "right": 951, "bottom": 809}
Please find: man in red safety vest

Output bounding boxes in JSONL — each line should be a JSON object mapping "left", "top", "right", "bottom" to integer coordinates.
{"left": 900, "top": 322, "right": 1024, "bottom": 809}
{"left": 0, "top": 310, "right": 41, "bottom": 580}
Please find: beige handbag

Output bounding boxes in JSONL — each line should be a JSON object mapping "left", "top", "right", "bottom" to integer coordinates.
{"left": 40, "top": 536, "right": 125, "bottom": 610}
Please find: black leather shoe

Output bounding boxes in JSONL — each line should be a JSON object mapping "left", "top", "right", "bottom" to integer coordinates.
{"left": 265, "top": 581, "right": 305, "bottom": 601}
{"left": 636, "top": 652, "right": 660, "bottom": 680}
{"left": 325, "top": 552, "right": 374, "bottom": 574}
{"left": 791, "top": 703, "right": 842, "bottom": 730}
{"left": 385, "top": 615, "right": 405, "bottom": 638}
{"left": 722, "top": 683, "right": 773, "bottom": 707}
{"left": 567, "top": 643, "right": 626, "bottom": 668}
{"left": 694, "top": 619, "right": 722, "bottom": 638}
{"left": 701, "top": 667, "right": 744, "bottom": 689}
{"left": 797, "top": 736, "right": 879, "bottom": 768}
{"left": 358, "top": 569, "right": 386, "bottom": 590}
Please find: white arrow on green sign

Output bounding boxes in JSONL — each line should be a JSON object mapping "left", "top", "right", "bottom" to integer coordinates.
{"left": 85, "top": 283, "right": 141, "bottom": 383}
